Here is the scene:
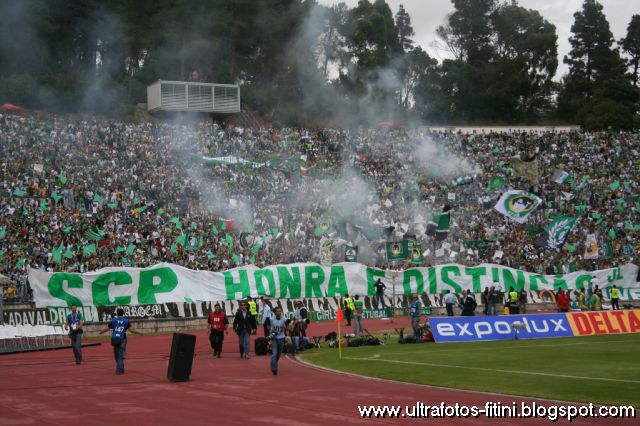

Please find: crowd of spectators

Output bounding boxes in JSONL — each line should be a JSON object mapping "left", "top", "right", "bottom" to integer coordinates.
{"left": 0, "top": 111, "right": 638, "bottom": 301}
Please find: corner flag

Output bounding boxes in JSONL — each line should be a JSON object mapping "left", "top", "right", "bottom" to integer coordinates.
{"left": 336, "top": 306, "right": 343, "bottom": 359}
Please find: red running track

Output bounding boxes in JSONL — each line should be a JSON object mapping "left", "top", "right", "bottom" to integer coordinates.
{"left": 0, "top": 318, "right": 634, "bottom": 425}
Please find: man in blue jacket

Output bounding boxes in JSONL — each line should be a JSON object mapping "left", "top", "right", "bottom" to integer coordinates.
{"left": 64, "top": 304, "right": 84, "bottom": 364}
{"left": 99, "top": 309, "right": 142, "bottom": 374}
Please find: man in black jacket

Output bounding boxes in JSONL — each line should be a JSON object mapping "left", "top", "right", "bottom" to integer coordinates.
{"left": 460, "top": 290, "right": 477, "bottom": 316}
{"left": 233, "top": 301, "right": 257, "bottom": 359}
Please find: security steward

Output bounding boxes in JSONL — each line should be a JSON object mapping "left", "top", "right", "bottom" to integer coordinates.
{"left": 508, "top": 287, "right": 519, "bottom": 314}
{"left": 610, "top": 285, "right": 620, "bottom": 310}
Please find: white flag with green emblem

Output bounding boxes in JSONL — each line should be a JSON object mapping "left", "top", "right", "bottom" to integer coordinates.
{"left": 494, "top": 190, "right": 543, "bottom": 224}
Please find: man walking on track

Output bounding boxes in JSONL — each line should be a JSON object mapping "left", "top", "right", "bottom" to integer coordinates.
{"left": 99, "top": 308, "right": 142, "bottom": 374}
{"left": 233, "top": 301, "right": 257, "bottom": 359}
{"left": 261, "top": 298, "right": 272, "bottom": 337}
{"left": 269, "top": 306, "right": 286, "bottom": 375}
{"left": 208, "top": 303, "right": 228, "bottom": 358}
{"left": 64, "top": 304, "right": 83, "bottom": 365}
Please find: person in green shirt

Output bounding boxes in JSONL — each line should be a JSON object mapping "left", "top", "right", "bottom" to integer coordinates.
{"left": 353, "top": 295, "right": 364, "bottom": 337}
{"left": 343, "top": 294, "right": 354, "bottom": 326}
{"left": 590, "top": 291, "right": 601, "bottom": 311}
{"left": 610, "top": 285, "right": 620, "bottom": 310}
{"left": 508, "top": 287, "right": 519, "bottom": 314}
{"left": 247, "top": 297, "right": 258, "bottom": 318}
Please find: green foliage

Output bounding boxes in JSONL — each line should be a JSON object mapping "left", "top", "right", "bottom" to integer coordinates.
{"left": 0, "top": 0, "right": 634, "bottom": 127}
{"left": 557, "top": 0, "right": 637, "bottom": 129}
{"left": 620, "top": 15, "right": 640, "bottom": 87}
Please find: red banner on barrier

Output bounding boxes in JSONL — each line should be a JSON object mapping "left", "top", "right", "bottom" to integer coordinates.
{"left": 566, "top": 310, "right": 640, "bottom": 336}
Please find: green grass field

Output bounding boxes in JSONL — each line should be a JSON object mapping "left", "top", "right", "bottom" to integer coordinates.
{"left": 300, "top": 334, "right": 640, "bottom": 406}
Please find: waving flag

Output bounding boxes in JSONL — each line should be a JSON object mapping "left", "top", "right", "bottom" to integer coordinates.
{"left": 494, "top": 190, "right": 543, "bottom": 224}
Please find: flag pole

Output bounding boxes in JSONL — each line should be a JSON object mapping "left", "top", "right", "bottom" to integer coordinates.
{"left": 336, "top": 305, "right": 344, "bottom": 359}
{"left": 338, "top": 320, "right": 342, "bottom": 359}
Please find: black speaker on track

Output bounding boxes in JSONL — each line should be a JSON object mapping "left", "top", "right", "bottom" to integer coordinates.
{"left": 167, "top": 333, "right": 196, "bottom": 382}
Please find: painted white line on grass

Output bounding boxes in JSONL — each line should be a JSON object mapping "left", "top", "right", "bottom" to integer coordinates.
{"left": 373, "top": 339, "right": 636, "bottom": 356}
{"left": 345, "top": 357, "right": 640, "bottom": 384}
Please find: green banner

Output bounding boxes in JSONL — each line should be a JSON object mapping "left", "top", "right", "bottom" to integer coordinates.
{"left": 28, "top": 262, "right": 640, "bottom": 308}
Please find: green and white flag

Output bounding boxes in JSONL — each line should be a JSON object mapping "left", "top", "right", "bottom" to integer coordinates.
{"left": 84, "top": 228, "right": 103, "bottom": 241}
{"left": 552, "top": 170, "right": 570, "bottom": 184}
{"left": 534, "top": 215, "right": 578, "bottom": 251}
{"left": 426, "top": 207, "right": 452, "bottom": 241}
{"left": 494, "top": 190, "right": 543, "bottom": 224}
{"left": 239, "top": 232, "right": 255, "bottom": 250}
{"left": 344, "top": 245, "right": 358, "bottom": 262}
{"left": 410, "top": 243, "right": 424, "bottom": 266}
{"left": 315, "top": 218, "right": 333, "bottom": 237}
{"left": 485, "top": 176, "right": 506, "bottom": 192}
{"left": 386, "top": 241, "right": 408, "bottom": 263}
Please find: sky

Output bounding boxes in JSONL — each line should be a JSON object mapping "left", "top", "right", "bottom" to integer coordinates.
{"left": 316, "top": 0, "right": 640, "bottom": 79}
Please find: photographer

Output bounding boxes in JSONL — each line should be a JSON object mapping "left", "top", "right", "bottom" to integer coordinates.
{"left": 268, "top": 307, "right": 286, "bottom": 375}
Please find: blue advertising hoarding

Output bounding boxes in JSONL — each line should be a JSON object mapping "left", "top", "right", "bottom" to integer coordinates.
{"left": 430, "top": 313, "right": 575, "bottom": 343}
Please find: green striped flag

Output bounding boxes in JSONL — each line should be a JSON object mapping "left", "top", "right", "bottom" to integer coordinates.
{"left": 64, "top": 247, "right": 74, "bottom": 259}
{"left": 83, "top": 244, "right": 97, "bottom": 255}
{"left": 169, "top": 217, "right": 182, "bottom": 230}
{"left": 93, "top": 193, "right": 104, "bottom": 204}
{"left": 84, "top": 228, "right": 103, "bottom": 241}
{"left": 52, "top": 243, "right": 64, "bottom": 264}
{"left": 52, "top": 194, "right": 62, "bottom": 203}
{"left": 126, "top": 244, "right": 135, "bottom": 255}
{"left": 13, "top": 188, "right": 26, "bottom": 197}
{"left": 63, "top": 226, "right": 73, "bottom": 235}
{"left": 0, "top": 226, "right": 5, "bottom": 239}
{"left": 115, "top": 246, "right": 125, "bottom": 254}
{"left": 57, "top": 174, "right": 67, "bottom": 185}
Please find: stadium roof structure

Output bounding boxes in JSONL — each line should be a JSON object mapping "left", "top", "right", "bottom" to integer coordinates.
{"left": 147, "top": 80, "right": 240, "bottom": 114}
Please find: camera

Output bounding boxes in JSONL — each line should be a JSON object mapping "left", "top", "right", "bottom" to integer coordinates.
{"left": 265, "top": 332, "right": 277, "bottom": 341}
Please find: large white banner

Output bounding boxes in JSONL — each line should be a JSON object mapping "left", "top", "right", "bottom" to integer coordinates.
{"left": 29, "top": 262, "right": 640, "bottom": 308}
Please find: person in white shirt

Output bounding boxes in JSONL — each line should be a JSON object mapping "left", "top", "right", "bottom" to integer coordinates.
{"left": 261, "top": 298, "right": 272, "bottom": 337}
{"left": 443, "top": 290, "right": 457, "bottom": 317}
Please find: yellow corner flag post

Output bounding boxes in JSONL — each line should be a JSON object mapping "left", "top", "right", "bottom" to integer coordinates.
{"left": 336, "top": 306, "right": 344, "bottom": 359}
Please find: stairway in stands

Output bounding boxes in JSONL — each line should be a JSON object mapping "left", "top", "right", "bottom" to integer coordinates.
{"left": 233, "top": 104, "right": 270, "bottom": 130}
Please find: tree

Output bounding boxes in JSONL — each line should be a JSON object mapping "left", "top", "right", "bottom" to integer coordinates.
{"left": 395, "top": 4, "right": 414, "bottom": 53}
{"left": 399, "top": 47, "right": 436, "bottom": 109}
{"left": 620, "top": 15, "right": 640, "bottom": 87}
{"left": 557, "top": 0, "right": 636, "bottom": 128}
{"left": 489, "top": 3, "right": 558, "bottom": 121}
{"left": 437, "top": 0, "right": 496, "bottom": 64}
